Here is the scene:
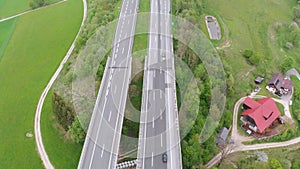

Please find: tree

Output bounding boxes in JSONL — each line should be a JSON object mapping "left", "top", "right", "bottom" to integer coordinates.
{"left": 268, "top": 158, "right": 283, "bottom": 169}
{"left": 68, "top": 117, "right": 86, "bottom": 144}
{"left": 242, "top": 49, "right": 254, "bottom": 59}
{"left": 292, "top": 158, "right": 300, "bottom": 169}
{"left": 294, "top": 6, "right": 300, "bottom": 19}
{"left": 217, "top": 144, "right": 237, "bottom": 167}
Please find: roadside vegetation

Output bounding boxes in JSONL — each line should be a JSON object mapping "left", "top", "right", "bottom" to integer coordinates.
{"left": 0, "top": 0, "right": 82, "bottom": 168}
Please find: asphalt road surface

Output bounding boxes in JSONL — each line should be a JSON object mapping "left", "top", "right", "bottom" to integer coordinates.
{"left": 137, "top": 0, "right": 182, "bottom": 168}
{"left": 77, "top": 0, "right": 139, "bottom": 168}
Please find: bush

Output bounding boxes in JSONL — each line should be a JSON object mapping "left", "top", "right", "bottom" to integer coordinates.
{"left": 29, "top": 0, "right": 45, "bottom": 9}
{"left": 68, "top": 117, "right": 86, "bottom": 144}
{"left": 52, "top": 92, "right": 76, "bottom": 130}
{"left": 268, "top": 158, "right": 283, "bottom": 169}
{"left": 242, "top": 49, "right": 253, "bottom": 59}
{"left": 280, "top": 56, "right": 295, "bottom": 73}
{"left": 294, "top": 6, "right": 300, "bottom": 19}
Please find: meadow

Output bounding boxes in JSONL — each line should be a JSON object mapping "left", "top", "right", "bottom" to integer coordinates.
{"left": 0, "top": 0, "right": 30, "bottom": 18}
{"left": 205, "top": 0, "right": 297, "bottom": 97}
{"left": 0, "top": 0, "right": 59, "bottom": 18}
{"left": 0, "top": 0, "right": 83, "bottom": 168}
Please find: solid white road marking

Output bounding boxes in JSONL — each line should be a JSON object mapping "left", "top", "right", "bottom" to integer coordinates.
{"left": 101, "top": 144, "right": 105, "bottom": 158}
{"left": 151, "top": 152, "right": 154, "bottom": 167}
{"left": 108, "top": 111, "right": 112, "bottom": 122}
{"left": 152, "top": 117, "right": 155, "bottom": 128}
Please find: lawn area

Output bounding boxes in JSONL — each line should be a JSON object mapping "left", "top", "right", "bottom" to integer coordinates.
{"left": 0, "top": 0, "right": 83, "bottom": 168}
{"left": 0, "top": 18, "right": 16, "bottom": 59}
{"left": 0, "top": 0, "right": 29, "bottom": 18}
{"left": 0, "top": 0, "right": 60, "bottom": 18}
{"left": 205, "top": 0, "right": 297, "bottom": 97}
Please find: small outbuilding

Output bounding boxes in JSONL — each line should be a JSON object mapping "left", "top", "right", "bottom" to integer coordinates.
{"left": 215, "top": 127, "right": 229, "bottom": 147}
{"left": 254, "top": 77, "right": 264, "bottom": 84}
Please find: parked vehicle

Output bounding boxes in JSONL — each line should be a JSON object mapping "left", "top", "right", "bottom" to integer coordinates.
{"left": 162, "top": 153, "right": 168, "bottom": 163}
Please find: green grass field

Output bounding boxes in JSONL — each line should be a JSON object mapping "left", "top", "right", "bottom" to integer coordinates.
{"left": 0, "top": 0, "right": 60, "bottom": 18}
{"left": 0, "top": 0, "right": 83, "bottom": 168}
{"left": 0, "top": 0, "right": 29, "bottom": 18}
{"left": 0, "top": 18, "right": 16, "bottom": 59}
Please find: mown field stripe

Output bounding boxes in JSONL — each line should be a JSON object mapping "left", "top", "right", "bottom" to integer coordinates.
{"left": 0, "top": 18, "right": 16, "bottom": 60}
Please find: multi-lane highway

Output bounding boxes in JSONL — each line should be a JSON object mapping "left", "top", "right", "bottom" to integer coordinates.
{"left": 77, "top": 0, "right": 139, "bottom": 168}
{"left": 137, "top": 0, "right": 182, "bottom": 168}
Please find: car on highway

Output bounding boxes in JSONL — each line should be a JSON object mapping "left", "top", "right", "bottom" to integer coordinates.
{"left": 162, "top": 153, "right": 168, "bottom": 163}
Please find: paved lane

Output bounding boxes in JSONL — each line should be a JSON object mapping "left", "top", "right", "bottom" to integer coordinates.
{"left": 137, "top": 0, "right": 182, "bottom": 168}
{"left": 77, "top": 0, "right": 140, "bottom": 168}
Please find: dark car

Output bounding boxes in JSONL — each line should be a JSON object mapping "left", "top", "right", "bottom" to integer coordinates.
{"left": 162, "top": 153, "right": 168, "bottom": 163}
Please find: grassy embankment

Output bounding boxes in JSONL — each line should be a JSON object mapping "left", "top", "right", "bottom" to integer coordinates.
{"left": 0, "top": 0, "right": 83, "bottom": 168}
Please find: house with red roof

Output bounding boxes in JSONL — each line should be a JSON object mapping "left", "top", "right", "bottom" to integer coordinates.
{"left": 240, "top": 97, "right": 281, "bottom": 133}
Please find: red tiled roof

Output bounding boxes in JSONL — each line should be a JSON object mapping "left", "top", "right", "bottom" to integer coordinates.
{"left": 241, "top": 97, "right": 281, "bottom": 133}
{"left": 244, "top": 97, "right": 260, "bottom": 109}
